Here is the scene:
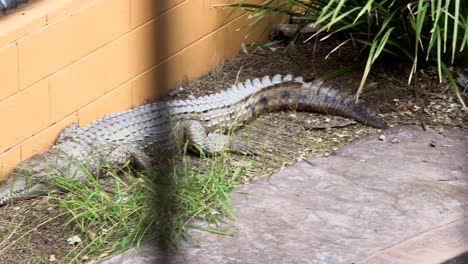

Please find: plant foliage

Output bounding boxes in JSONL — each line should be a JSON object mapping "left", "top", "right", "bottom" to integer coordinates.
{"left": 228, "top": 0, "right": 467, "bottom": 106}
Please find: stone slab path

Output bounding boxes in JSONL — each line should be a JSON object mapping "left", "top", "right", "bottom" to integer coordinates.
{"left": 102, "top": 125, "right": 468, "bottom": 264}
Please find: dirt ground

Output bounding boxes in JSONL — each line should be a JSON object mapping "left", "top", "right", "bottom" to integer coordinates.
{"left": 0, "top": 37, "right": 466, "bottom": 263}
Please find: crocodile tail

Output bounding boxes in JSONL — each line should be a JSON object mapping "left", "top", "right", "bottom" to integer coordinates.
{"left": 297, "top": 80, "right": 388, "bottom": 129}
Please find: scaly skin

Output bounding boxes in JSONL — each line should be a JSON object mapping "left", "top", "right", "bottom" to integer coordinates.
{"left": 0, "top": 74, "right": 387, "bottom": 205}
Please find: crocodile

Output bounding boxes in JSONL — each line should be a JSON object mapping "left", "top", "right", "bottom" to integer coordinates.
{"left": 0, "top": 74, "right": 387, "bottom": 205}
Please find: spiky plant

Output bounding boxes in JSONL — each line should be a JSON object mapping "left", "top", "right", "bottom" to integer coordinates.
{"left": 228, "top": 0, "right": 467, "bottom": 106}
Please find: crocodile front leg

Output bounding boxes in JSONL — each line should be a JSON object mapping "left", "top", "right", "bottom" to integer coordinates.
{"left": 184, "top": 120, "right": 251, "bottom": 155}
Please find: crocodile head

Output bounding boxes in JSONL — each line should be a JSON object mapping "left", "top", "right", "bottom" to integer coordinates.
{"left": 0, "top": 152, "right": 56, "bottom": 205}
{"left": 0, "top": 172, "right": 49, "bottom": 206}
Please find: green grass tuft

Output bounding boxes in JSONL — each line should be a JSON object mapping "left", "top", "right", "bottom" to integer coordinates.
{"left": 50, "top": 150, "right": 245, "bottom": 261}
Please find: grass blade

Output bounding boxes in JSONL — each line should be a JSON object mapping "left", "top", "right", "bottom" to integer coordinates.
{"left": 451, "top": 0, "right": 460, "bottom": 62}
{"left": 356, "top": 41, "right": 378, "bottom": 102}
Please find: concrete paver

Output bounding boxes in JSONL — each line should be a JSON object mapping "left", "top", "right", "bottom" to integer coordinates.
{"left": 102, "top": 125, "right": 468, "bottom": 264}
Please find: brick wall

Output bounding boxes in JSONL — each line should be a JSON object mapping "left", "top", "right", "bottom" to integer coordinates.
{"left": 0, "top": 0, "right": 280, "bottom": 181}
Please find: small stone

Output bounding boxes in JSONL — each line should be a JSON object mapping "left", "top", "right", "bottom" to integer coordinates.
{"left": 67, "top": 235, "right": 82, "bottom": 245}
{"left": 379, "top": 135, "right": 386, "bottom": 141}
{"left": 429, "top": 140, "right": 437, "bottom": 147}
{"left": 49, "top": 255, "right": 57, "bottom": 262}
{"left": 391, "top": 138, "right": 400, "bottom": 144}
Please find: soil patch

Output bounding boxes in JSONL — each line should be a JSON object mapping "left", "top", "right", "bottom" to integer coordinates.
{"left": 0, "top": 38, "right": 466, "bottom": 263}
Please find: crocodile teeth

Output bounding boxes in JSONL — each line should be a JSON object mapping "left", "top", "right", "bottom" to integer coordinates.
{"left": 283, "top": 74, "right": 293, "bottom": 82}
{"left": 262, "top": 76, "right": 272, "bottom": 86}
{"left": 272, "top": 74, "right": 282, "bottom": 84}
{"left": 294, "top": 76, "right": 304, "bottom": 82}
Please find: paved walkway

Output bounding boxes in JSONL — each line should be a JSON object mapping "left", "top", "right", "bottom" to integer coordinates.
{"left": 102, "top": 125, "right": 468, "bottom": 264}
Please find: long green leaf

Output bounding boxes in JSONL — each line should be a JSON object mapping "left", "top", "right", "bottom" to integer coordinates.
{"left": 443, "top": 0, "right": 450, "bottom": 52}
{"left": 436, "top": 26, "right": 443, "bottom": 80}
{"left": 460, "top": 13, "right": 468, "bottom": 51}
{"left": 307, "top": 7, "right": 361, "bottom": 42}
{"left": 354, "top": 0, "right": 375, "bottom": 24}
{"left": 426, "top": 0, "right": 443, "bottom": 60}
{"left": 320, "top": 21, "right": 366, "bottom": 41}
{"left": 356, "top": 42, "right": 377, "bottom": 102}
{"left": 452, "top": 0, "right": 460, "bottom": 62}
{"left": 372, "top": 27, "right": 395, "bottom": 63}
{"left": 373, "top": 9, "right": 398, "bottom": 41}
{"left": 314, "top": 0, "right": 336, "bottom": 27}
{"left": 330, "top": 0, "right": 348, "bottom": 30}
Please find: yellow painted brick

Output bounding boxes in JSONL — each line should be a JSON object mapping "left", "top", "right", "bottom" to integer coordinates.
{"left": 50, "top": 53, "right": 106, "bottom": 122}
{"left": 21, "top": 114, "right": 78, "bottom": 161}
{"left": 0, "top": 43, "right": 19, "bottom": 100}
{"left": 128, "top": 0, "right": 212, "bottom": 78}
{"left": 201, "top": 0, "right": 247, "bottom": 31}
{"left": 72, "top": 0, "right": 130, "bottom": 59}
{"left": 127, "top": 0, "right": 251, "bottom": 79}
{"left": 0, "top": 146, "right": 21, "bottom": 182}
{"left": 102, "top": 35, "right": 131, "bottom": 93}
{"left": 130, "top": 0, "right": 185, "bottom": 29}
{"left": 18, "top": 0, "right": 130, "bottom": 89}
{"left": 46, "top": 0, "right": 95, "bottom": 23}
{"left": 131, "top": 67, "right": 161, "bottom": 106}
{"left": 49, "top": 35, "right": 130, "bottom": 122}
{"left": 78, "top": 82, "right": 133, "bottom": 126}
{"left": 0, "top": 1, "right": 48, "bottom": 48}
{"left": 129, "top": 10, "right": 277, "bottom": 106}
{"left": 128, "top": 19, "right": 159, "bottom": 78}
{"left": 0, "top": 80, "right": 49, "bottom": 153}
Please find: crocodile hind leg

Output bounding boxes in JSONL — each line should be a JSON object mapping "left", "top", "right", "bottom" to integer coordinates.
{"left": 184, "top": 120, "right": 252, "bottom": 155}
